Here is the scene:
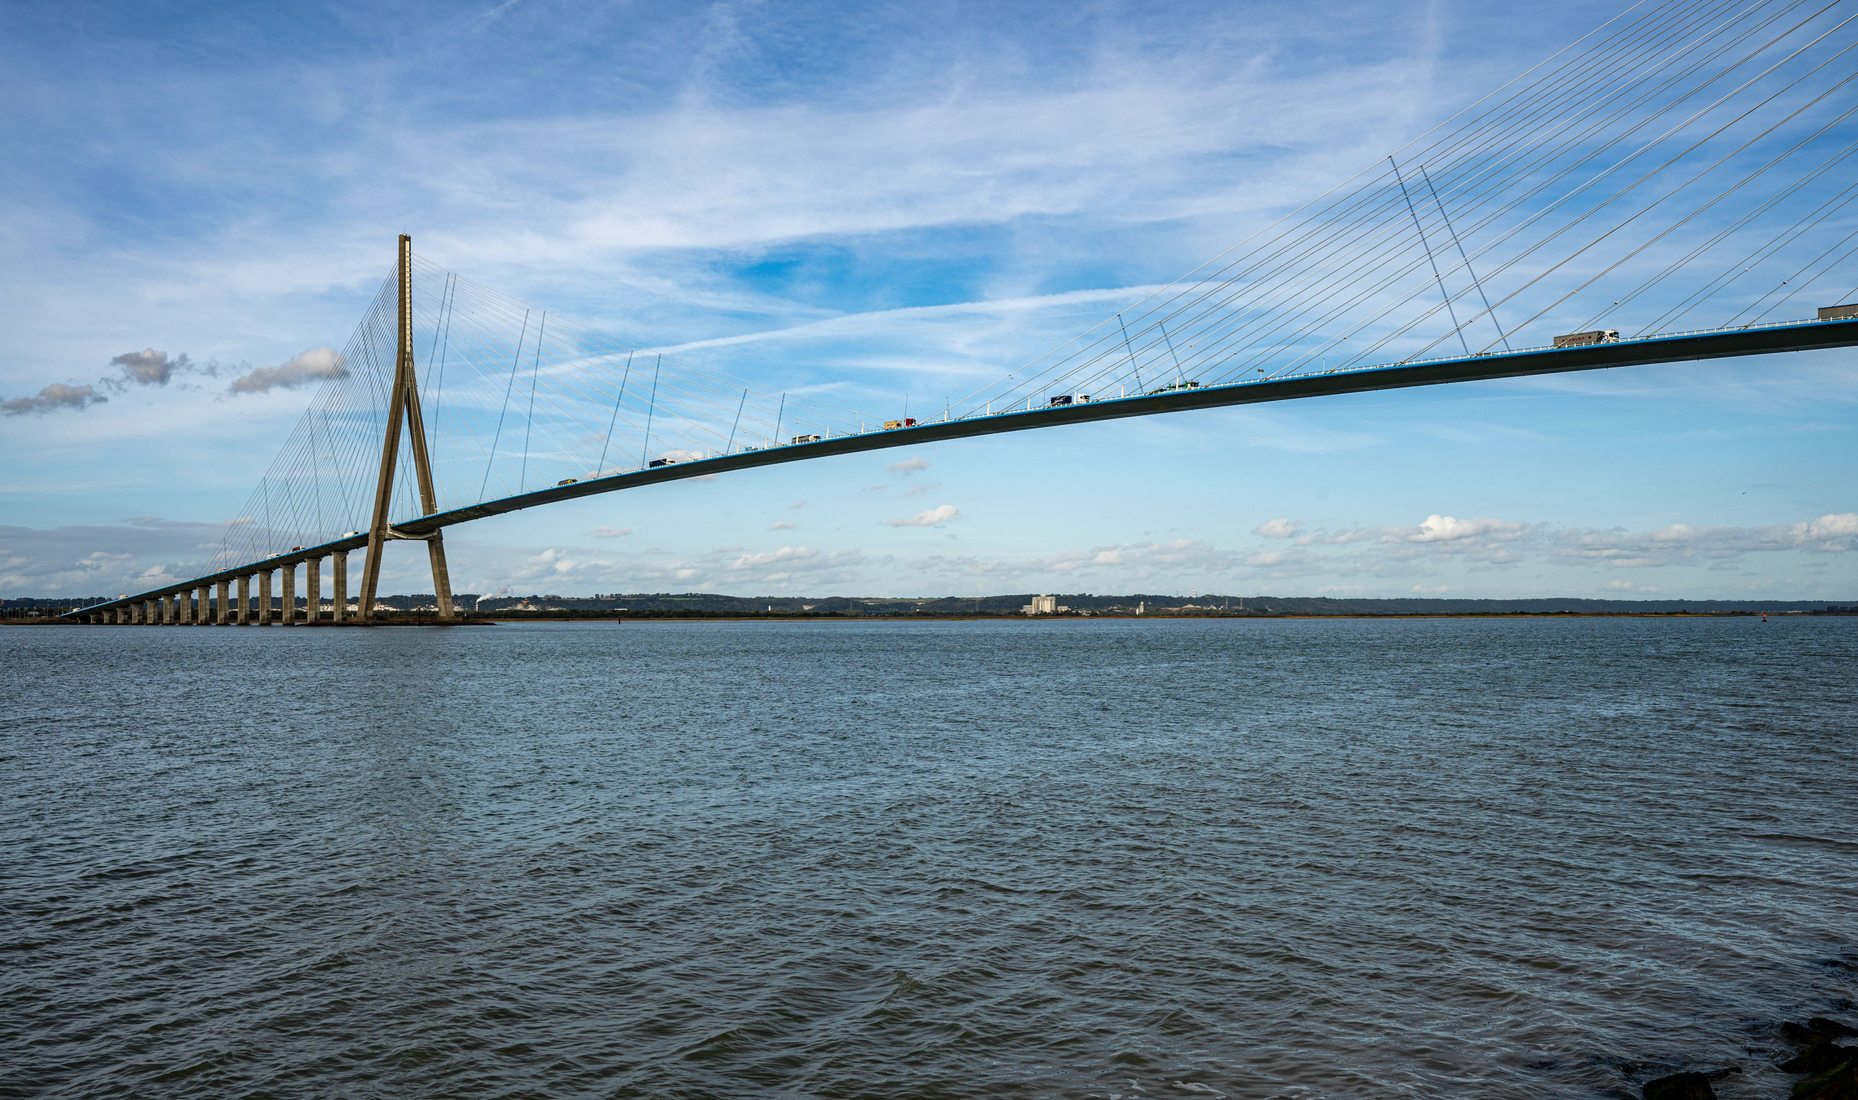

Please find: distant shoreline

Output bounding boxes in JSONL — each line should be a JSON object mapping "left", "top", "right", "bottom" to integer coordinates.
{"left": 471, "top": 609, "right": 1853, "bottom": 622}
{"left": 7, "top": 609, "right": 1858, "bottom": 626}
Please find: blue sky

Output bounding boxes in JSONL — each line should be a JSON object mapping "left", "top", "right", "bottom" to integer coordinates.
{"left": 2, "top": 0, "right": 1854, "bottom": 601}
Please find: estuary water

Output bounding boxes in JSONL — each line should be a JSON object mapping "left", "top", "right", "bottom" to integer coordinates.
{"left": 3, "top": 617, "right": 1855, "bottom": 1098}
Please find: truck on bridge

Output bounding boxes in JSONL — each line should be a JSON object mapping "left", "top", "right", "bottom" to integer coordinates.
{"left": 1553, "top": 329, "right": 1620, "bottom": 348}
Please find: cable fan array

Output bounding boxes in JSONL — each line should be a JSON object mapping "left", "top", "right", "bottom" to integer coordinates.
{"left": 952, "top": 0, "right": 1858, "bottom": 413}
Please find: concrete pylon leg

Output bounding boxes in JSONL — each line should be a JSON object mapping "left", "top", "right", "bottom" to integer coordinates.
{"left": 197, "top": 585, "right": 209, "bottom": 625}
{"left": 258, "top": 571, "right": 273, "bottom": 625}
{"left": 217, "top": 579, "right": 231, "bottom": 625}
{"left": 305, "top": 558, "right": 322, "bottom": 623}
{"left": 236, "top": 575, "right": 250, "bottom": 625}
{"left": 178, "top": 591, "right": 191, "bottom": 625}
{"left": 281, "top": 565, "right": 297, "bottom": 625}
{"left": 332, "top": 551, "right": 348, "bottom": 623}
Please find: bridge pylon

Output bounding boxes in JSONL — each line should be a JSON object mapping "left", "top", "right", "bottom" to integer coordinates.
{"left": 355, "top": 234, "right": 456, "bottom": 622}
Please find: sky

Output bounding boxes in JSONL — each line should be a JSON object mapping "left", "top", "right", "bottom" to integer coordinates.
{"left": 1, "top": 0, "right": 1854, "bottom": 602}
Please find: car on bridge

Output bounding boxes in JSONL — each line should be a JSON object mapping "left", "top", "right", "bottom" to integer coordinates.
{"left": 1048, "top": 394, "right": 1094, "bottom": 407}
{"left": 1147, "top": 380, "right": 1201, "bottom": 395}
{"left": 790, "top": 434, "right": 822, "bottom": 444}
{"left": 647, "top": 458, "right": 674, "bottom": 468}
{"left": 882, "top": 418, "right": 918, "bottom": 429}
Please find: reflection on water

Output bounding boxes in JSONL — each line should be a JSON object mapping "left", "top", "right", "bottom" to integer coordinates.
{"left": 3, "top": 617, "right": 1854, "bottom": 1097}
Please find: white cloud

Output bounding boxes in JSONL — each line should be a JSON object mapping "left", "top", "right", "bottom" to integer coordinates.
{"left": 1800, "top": 512, "right": 1858, "bottom": 545}
{"left": 1254, "top": 517, "right": 1301, "bottom": 539}
{"left": 886, "top": 457, "right": 930, "bottom": 475}
{"left": 884, "top": 504, "right": 961, "bottom": 528}
{"left": 590, "top": 525, "right": 632, "bottom": 538}
{"left": 2, "top": 382, "right": 106, "bottom": 416}
{"left": 108, "top": 348, "right": 191, "bottom": 388}
{"left": 1402, "top": 514, "right": 1526, "bottom": 543}
{"left": 229, "top": 347, "right": 346, "bottom": 395}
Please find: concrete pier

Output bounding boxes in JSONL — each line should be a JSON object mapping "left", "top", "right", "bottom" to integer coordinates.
{"left": 177, "top": 591, "right": 191, "bottom": 625}
{"left": 281, "top": 565, "right": 297, "bottom": 625}
{"left": 234, "top": 575, "right": 249, "bottom": 624}
{"left": 305, "top": 558, "right": 322, "bottom": 623}
{"left": 217, "top": 579, "right": 231, "bottom": 625}
{"left": 258, "top": 571, "right": 273, "bottom": 626}
{"left": 332, "top": 551, "right": 348, "bottom": 623}
{"left": 197, "top": 584, "right": 210, "bottom": 625}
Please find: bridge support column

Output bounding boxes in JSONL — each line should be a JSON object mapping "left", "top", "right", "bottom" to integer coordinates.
{"left": 235, "top": 575, "right": 250, "bottom": 624}
{"left": 281, "top": 565, "right": 297, "bottom": 625}
{"left": 177, "top": 591, "right": 191, "bottom": 625}
{"left": 356, "top": 234, "right": 455, "bottom": 624}
{"left": 158, "top": 596, "right": 171, "bottom": 625}
{"left": 197, "top": 585, "right": 210, "bottom": 625}
{"left": 305, "top": 558, "right": 322, "bottom": 623}
{"left": 114, "top": 606, "right": 125, "bottom": 624}
{"left": 217, "top": 579, "right": 231, "bottom": 624}
{"left": 258, "top": 571, "right": 273, "bottom": 625}
{"left": 332, "top": 551, "right": 348, "bottom": 622}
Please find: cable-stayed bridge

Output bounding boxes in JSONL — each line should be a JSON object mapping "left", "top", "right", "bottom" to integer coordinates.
{"left": 67, "top": 0, "right": 1858, "bottom": 623}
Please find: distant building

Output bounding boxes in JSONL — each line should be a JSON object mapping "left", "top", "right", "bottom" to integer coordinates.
{"left": 1022, "top": 594, "right": 1069, "bottom": 616}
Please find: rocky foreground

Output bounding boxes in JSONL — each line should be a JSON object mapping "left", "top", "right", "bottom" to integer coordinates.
{"left": 1644, "top": 1014, "right": 1858, "bottom": 1099}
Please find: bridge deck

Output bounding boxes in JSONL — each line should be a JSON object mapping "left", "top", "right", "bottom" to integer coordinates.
{"left": 67, "top": 316, "right": 1858, "bottom": 618}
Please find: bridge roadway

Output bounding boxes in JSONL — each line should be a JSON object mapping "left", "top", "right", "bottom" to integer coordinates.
{"left": 65, "top": 315, "right": 1858, "bottom": 621}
